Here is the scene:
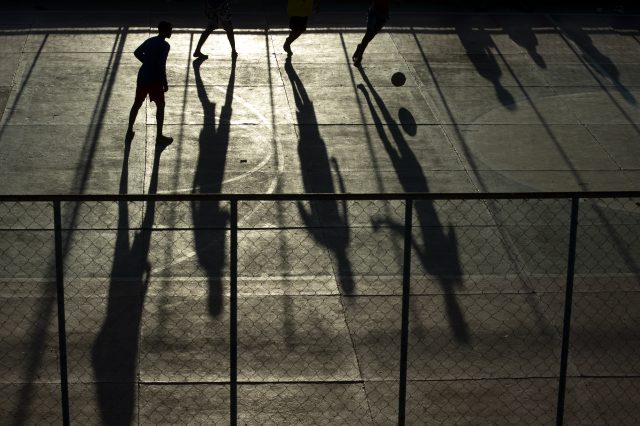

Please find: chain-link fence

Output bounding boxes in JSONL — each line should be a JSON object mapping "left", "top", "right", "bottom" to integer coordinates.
{"left": 0, "top": 193, "right": 638, "bottom": 425}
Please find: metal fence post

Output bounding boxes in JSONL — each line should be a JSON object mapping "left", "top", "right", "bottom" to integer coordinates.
{"left": 556, "top": 196, "right": 580, "bottom": 426}
{"left": 398, "top": 198, "right": 413, "bottom": 426}
{"left": 53, "top": 201, "right": 70, "bottom": 426}
{"left": 230, "top": 199, "right": 238, "bottom": 426}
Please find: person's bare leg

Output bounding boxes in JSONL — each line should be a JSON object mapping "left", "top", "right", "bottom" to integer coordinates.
{"left": 127, "top": 99, "right": 144, "bottom": 141}
{"left": 283, "top": 30, "right": 302, "bottom": 56}
{"left": 155, "top": 102, "right": 172, "bottom": 144}
{"left": 353, "top": 30, "right": 376, "bottom": 66}
{"left": 222, "top": 21, "right": 237, "bottom": 57}
{"left": 193, "top": 26, "right": 214, "bottom": 58}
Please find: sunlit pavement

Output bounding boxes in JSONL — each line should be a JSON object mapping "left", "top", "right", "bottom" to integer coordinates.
{"left": 0, "top": 2, "right": 639, "bottom": 424}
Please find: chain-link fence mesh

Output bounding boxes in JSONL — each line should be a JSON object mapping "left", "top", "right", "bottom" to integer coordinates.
{"left": 1, "top": 195, "right": 639, "bottom": 424}
{"left": 0, "top": 202, "right": 62, "bottom": 424}
{"left": 565, "top": 197, "right": 640, "bottom": 425}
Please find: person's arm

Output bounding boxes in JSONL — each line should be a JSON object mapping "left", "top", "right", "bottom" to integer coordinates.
{"left": 133, "top": 40, "right": 146, "bottom": 62}
{"left": 162, "top": 44, "right": 170, "bottom": 91}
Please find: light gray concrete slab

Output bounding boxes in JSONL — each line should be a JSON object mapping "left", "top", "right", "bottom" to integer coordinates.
{"left": 405, "top": 379, "right": 560, "bottom": 424}
{"left": 282, "top": 84, "right": 437, "bottom": 125}
{"left": 391, "top": 23, "right": 526, "bottom": 57}
{"left": 0, "top": 84, "right": 140, "bottom": 126}
{"left": 0, "top": 53, "right": 20, "bottom": 86}
{"left": 143, "top": 124, "right": 281, "bottom": 202}
{"left": 575, "top": 224, "right": 640, "bottom": 276}
{"left": 425, "top": 86, "right": 578, "bottom": 125}
{"left": 406, "top": 293, "right": 565, "bottom": 380}
{"left": 238, "top": 295, "right": 360, "bottom": 381}
{"left": 140, "top": 295, "right": 229, "bottom": 382}
{"left": 0, "top": 296, "right": 59, "bottom": 383}
{"left": 167, "top": 58, "right": 277, "bottom": 88}
{"left": 567, "top": 378, "right": 640, "bottom": 426}
{"left": 443, "top": 124, "right": 620, "bottom": 172}
{"left": 0, "top": 383, "right": 62, "bottom": 425}
{"left": 0, "top": 86, "right": 9, "bottom": 122}
{"left": 281, "top": 124, "right": 465, "bottom": 174}
{"left": 586, "top": 124, "right": 640, "bottom": 170}
{"left": 0, "top": 125, "right": 146, "bottom": 194}
{"left": 169, "top": 31, "right": 271, "bottom": 60}
{"left": 553, "top": 86, "right": 640, "bottom": 125}
{"left": 23, "top": 28, "right": 151, "bottom": 54}
{"left": 271, "top": 32, "right": 403, "bottom": 63}
{"left": 155, "top": 84, "right": 292, "bottom": 125}
{"left": 491, "top": 14, "right": 579, "bottom": 58}
{"left": 0, "top": 28, "right": 29, "bottom": 53}
{"left": 13, "top": 52, "right": 139, "bottom": 90}
{"left": 343, "top": 293, "right": 566, "bottom": 381}
{"left": 31, "top": 12, "right": 150, "bottom": 29}
{"left": 274, "top": 170, "right": 476, "bottom": 194}
{"left": 539, "top": 292, "right": 640, "bottom": 376}
{"left": 68, "top": 382, "right": 136, "bottom": 426}
{"left": 238, "top": 229, "right": 336, "bottom": 278}
{"left": 0, "top": 231, "right": 54, "bottom": 279}
{"left": 139, "top": 384, "right": 229, "bottom": 425}
{"left": 466, "top": 169, "right": 638, "bottom": 193}
{"left": 237, "top": 383, "right": 372, "bottom": 425}
{"left": 410, "top": 62, "right": 548, "bottom": 88}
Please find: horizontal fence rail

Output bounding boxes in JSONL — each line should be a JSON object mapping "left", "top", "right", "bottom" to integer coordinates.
{"left": 0, "top": 191, "right": 639, "bottom": 425}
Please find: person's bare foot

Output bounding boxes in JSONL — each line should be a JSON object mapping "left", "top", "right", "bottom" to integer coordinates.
{"left": 193, "top": 51, "right": 208, "bottom": 59}
{"left": 352, "top": 44, "right": 363, "bottom": 67}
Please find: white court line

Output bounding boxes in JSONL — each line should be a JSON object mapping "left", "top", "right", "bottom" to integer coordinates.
{"left": 151, "top": 85, "right": 284, "bottom": 275}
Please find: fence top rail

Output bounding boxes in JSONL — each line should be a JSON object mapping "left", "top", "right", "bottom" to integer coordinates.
{"left": 0, "top": 191, "right": 639, "bottom": 203}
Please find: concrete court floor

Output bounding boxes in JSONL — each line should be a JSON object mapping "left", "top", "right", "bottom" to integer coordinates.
{"left": 0, "top": 1, "right": 640, "bottom": 425}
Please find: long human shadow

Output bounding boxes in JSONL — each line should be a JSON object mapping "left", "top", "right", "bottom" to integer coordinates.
{"left": 191, "top": 56, "right": 235, "bottom": 317}
{"left": 91, "top": 139, "right": 167, "bottom": 425}
{"left": 284, "top": 59, "right": 354, "bottom": 295}
{"left": 556, "top": 17, "right": 636, "bottom": 105}
{"left": 500, "top": 16, "right": 546, "bottom": 68}
{"left": 455, "top": 19, "right": 516, "bottom": 109}
{"left": 357, "top": 68, "right": 470, "bottom": 343}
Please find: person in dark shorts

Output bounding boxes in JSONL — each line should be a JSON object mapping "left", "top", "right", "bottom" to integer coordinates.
{"left": 352, "top": 0, "right": 389, "bottom": 66}
{"left": 193, "top": 0, "right": 237, "bottom": 59}
{"left": 127, "top": 21, "right": 173, "bottom": 145}
{"left": 283, "top": 0, "right": 316, "bottom": 56}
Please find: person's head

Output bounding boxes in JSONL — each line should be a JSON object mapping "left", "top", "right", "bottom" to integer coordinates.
{"left": 158, "top": 21, "right": 172, "bottom": 38}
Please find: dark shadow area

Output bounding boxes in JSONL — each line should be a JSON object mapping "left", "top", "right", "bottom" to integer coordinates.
{"left": 191, "top": 56, "right": 235, "bottom": 317}
{"left": 455, "top": 19, "right": 516, "bottom": 110}
{"left": 284, "top": 59, "right": 354, "bottom": 295}
{"left": 91, "top": 138, "right": 167, "bottom": 426}
{"left": 555, "top": 18, "right": 637, "bottom": 105}
{"left": 357, "top": 67, "right": 470, "bottom": 343}
{"left": 501, "top": 17, "right": 546, "bottom": 68}
{"left": 9, "top": 28, "right": 127, "bottom": 426}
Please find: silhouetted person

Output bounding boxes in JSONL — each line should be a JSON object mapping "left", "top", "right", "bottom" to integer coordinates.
{"left": 191, "top": 56, "right": 236, "bottom": 316}
{"left": 193, "top": 0, "right": 237, "bottom": 59}
{"left": 357, "top": 68, "right": 470, "bottom": 343}
{"left": 285, "top": 59, "right": 354, "bottom": 294}
{"left": 352, "top": 0, "right": 389, "bottom": 67}
{"left": 127, "top": 21, "right": 173, "bottom": 145}
{"left": 283, "top": 0, "right": 317, "bottom": 57}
